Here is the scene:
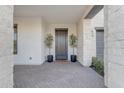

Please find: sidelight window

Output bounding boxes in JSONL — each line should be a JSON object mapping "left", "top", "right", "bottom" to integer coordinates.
{"left": 13, "top": 24, "right": 18, "bottom": 54}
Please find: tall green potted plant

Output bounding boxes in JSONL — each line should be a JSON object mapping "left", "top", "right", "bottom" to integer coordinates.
{"left": 69, "top": 34, "right": 77, "bottom": 62}
{"left": 45, "top": 33, "right": 53, "bottom": 62}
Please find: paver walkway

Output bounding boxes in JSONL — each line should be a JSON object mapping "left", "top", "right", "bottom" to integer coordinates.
{"left": 14, "top": 61, "right": 105, "bottom": 88}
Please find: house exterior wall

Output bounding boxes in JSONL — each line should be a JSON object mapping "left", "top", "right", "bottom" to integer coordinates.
{"left": 91, "top": 8, "right": 104, "bottom": 60}
{"left": 46, "top": 24, "right": 77, "bottom": 61}
{"left": 83, "top": 9, "right": 104, "bottom": 66}
{"left": 0, "top": 5, "right": 13, "bottom": 87}
{"left": 104, "top": 5, "right": 124, "bottom": 87}
{"left": 14, "top": 17, "right": 46, "bottom": 65}
{"left": 77, "top": 9, "right": 104, "bottom": 66}
{"left": 14, "top": 17, "right": 77, "bottom": 63}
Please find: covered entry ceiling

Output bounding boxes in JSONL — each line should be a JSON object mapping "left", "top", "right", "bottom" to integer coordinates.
{"left": 14, "top": 5, "right": 91, "bottom": 24}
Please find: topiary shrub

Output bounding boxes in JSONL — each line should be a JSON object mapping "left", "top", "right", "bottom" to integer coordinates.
{"left": 44, "top": 33, "right": 53, "bottom": 55}
{"left": 91, "top": 57, "right": 104, "bottom": 76}
{"left": 69, "top": 34, "right": 77, "bottom": 55}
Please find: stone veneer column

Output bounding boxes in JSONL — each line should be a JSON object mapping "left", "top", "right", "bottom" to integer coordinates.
{"left": 104, "top": 5, "right": 124, "bottom": 87}
{"left": 82, "top": 19, "right": 93, "bottom": 66}
{"left": 77, "top": 19, "right": 94, "bottom": 67}
{"left": 77, "top": 18, "right": 84, "bottom": 65}
{"left": 0, "top": 6, "right": 13, "bottom": 87}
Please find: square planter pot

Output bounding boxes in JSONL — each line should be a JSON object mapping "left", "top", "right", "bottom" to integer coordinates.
{"left": 47, "top": 55, "right": 53, "bottom": 62}
{"left": 70, "top": 55, "right": 77, "bottom": 62}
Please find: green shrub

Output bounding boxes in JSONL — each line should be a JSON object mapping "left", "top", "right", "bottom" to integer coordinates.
{"left": 69, "top": 34, "right": 77, "bottom": 55}
{"left": 91, "top": 57, "right": 104, "bottom": 76}
{"left": 44, "top": 33, "right": 53, "bottom": 55}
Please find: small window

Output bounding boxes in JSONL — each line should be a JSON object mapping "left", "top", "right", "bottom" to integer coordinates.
{"left": 13, "top": 24, "right": 18, "bottom": 54}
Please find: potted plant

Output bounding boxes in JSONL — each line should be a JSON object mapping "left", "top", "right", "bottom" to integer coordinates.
{"left": 45, "top": 33, "right": 53, "bottom": 62}
{"left": 69, "top": 34, "right": 77, "bottom": 62}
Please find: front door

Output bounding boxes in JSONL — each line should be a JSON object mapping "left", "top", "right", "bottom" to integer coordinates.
{"left": 55, "top": 29, "right": 68, "bottom": 60}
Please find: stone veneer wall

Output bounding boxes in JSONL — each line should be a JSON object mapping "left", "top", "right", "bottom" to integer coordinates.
{"left": 104, "top": 5, "right": 124, "bottom": 87}
{"left": 77, "top": 9, "right": 104, "bottom": 67}
{"left": 0, "top": 6, "right": 13, "bottom": 87}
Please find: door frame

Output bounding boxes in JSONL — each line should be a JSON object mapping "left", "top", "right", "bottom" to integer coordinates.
{"left": 55, "top": 28, "right": 68, "bottom": 60}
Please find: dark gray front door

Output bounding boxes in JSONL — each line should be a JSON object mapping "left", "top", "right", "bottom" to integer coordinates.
{"left": 55, "top": 29, "right": 68, "bottom": 60}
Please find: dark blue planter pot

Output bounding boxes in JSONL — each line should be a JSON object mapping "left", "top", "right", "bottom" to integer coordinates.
{"left": 47, "top": 55, "right": 53, "bottom": 62}
{"left": 71, "top": 55, "right": 77, "bottom": 62}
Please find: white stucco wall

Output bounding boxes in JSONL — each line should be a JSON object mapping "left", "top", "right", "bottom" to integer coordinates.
{"left": 46, "top": 24, "right": 77, "bottom": 61}
{"left": 14, "top": 17, "right": 77, "bottom": 64}
{"left": 104, "top": 5, "right": 124, "bottom": 88}
{"left": 0, "top": 5, "right": 13, "bottom": 87}
{"left": 77, "top": 9, "right": 104, "bottom": 66}
{"left": 14, "top": 17, "right": 46, "bottom": 65}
